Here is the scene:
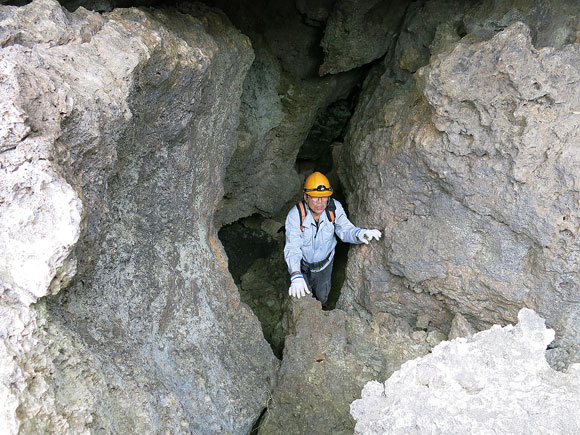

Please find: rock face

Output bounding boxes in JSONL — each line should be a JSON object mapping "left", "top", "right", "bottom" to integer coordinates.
{"left": 5, "top": 0, "right": 580, "bottom": 433}
{"left": 0, "top": 1, "right": 277, "bottom": 433}
{"left": 258, "top": 298, "right": 429, "bottom": 435}
{"left": 340, "top": 18, "right": 580, "bottom": 365}
{"left": 319, "top": 0, "right": 409, "bottom": 75}
{"left": 350, "top": 309, "right": 580, "bottom": 435}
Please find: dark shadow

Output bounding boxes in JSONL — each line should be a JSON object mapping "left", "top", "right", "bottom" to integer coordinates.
{"left": 218, "top": 215, "right": 287, "bottom": 359}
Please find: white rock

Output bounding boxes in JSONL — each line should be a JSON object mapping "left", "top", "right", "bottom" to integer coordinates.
{"left": 351, "top": 308, "right": 580, "bottom": 435}
{"left": 0, "top": 159, "right": 82, "bottom": 305}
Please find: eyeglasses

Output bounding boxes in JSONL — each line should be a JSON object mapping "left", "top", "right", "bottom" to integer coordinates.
{"left": 307, "top": 195, "right": 328, "bottom": 202}
{"left": 304, "top": 185, "right": 333, "bottom": 193}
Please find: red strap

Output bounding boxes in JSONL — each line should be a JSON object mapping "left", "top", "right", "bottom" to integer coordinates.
{"left": 327, "top": 209, "right": 335, "bottom": 223}
{"left": 297, "top": 202, "right": 306, "bottom": 231}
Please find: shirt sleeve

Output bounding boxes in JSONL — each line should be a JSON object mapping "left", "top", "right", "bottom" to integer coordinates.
{"left": 284, "top": 207, "right": 304, "bottom": 274}
{"left": 333, "top": 200, "right": 363, "bottom": 244}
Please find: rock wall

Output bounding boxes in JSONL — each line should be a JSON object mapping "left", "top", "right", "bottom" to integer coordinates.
{"left": 339, "top": 5, "right": 580, "bottom": 367}
{"left": 319, "top": 0, "right": 409, "bottom": 75}
{"left": 351, "top": 309, "right": 580, "bottom": 435}
{"left": 0, "top": 1, "right": 277, "bottom": 433}
{"left": 4, "top": 0, "right": 580, "bottom": 433}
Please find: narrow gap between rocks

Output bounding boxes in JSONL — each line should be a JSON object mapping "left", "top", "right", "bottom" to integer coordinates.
{"left": 218, "top": 87, "right": 362, "bottom": 358}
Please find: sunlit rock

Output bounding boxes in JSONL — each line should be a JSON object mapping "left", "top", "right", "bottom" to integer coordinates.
{"left": 351, "top": 309, "right": 580, "bottom": 435}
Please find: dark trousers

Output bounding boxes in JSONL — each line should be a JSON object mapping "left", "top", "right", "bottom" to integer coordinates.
{"left": 301, "top": 258, "right": 334, "bottom": 305}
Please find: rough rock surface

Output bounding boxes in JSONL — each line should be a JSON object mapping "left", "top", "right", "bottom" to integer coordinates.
{"left": 258, "top": 297, "right": 429, "bottom": 435}
{"left": 319, "top": 0, "right": 409, "bottom": 75}
{"left": 339, "top": 19, "right": 580, "bottom": 365}
{"left": 351, "top": 309, "right": 580, "bottom": 435}
{"left": 0, "top": 1, "right": 277, "bottom": 433}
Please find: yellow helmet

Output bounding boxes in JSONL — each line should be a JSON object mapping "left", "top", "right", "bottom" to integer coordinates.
{"left": 304, "top": 172, "right": 333, "bottom": 197}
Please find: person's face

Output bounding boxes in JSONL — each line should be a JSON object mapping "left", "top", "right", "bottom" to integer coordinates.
{"left": 304, "top": 193, "right": 328, "bottom": 216}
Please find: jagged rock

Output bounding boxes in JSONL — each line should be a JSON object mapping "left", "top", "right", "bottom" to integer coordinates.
{"left": 319, "top": 0, "right": 409, "bottom": 75}
{"left": 448, "top": 312, "right": 476, "bottom": 339}
{"left": 339, "top": 19, "right": 580, "bottom": 364}
{"left": 258, "top": 297, "right": 429, "bottom": 434}
{"left": 350, "top": 309, "right": 580, "bottom": 435}
{"left": 415, "top": 312, "right": 431, "bottom": 330}
{"left": 0, "top": 1, "right": 277, "bottom": 432}
{"left": 426, "top": 330, "right": 447, "bottom": 346}
{"left": 463, "top": 0, "right": 580, "bottom": 49}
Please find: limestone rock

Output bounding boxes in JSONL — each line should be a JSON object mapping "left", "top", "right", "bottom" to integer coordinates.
{"left": 0, "top": 1, "right": 277, "bottom": 433}
{"left": 258, "top": 297, "right": 428, "bottom": 434}
{"left": 462, "top": 0, "right": 580, "bottom": 49}
{"left": 340, "top": 19, "right": 580, "bottom": 363}
{"left": 351, "top": 309, "right": 580, "bottom": 435}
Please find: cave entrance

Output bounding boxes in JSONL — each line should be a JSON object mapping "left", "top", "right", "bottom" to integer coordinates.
{"left": 293, "top": 93, "right": 357, "bottom": 311}
{"left": 218, "top": 208, "right": 349, "bottom": 359}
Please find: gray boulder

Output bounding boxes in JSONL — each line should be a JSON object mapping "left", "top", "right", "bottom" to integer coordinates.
{"left": 258, "top": 297, "right": 429, "bottom": 435}
{"left": 319, "top": 0, "right": 409, "bottom": 75}
{"left": 340, "top": 21, "right": 580, "bottom": 365}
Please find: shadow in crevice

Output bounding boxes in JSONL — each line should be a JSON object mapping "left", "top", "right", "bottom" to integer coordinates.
{"left": 218, "top": 214, "right": 287, "bottom": 359}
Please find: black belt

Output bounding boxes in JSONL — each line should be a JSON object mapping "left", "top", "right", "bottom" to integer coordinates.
{"left": 301, "top": 252, "right": 332, "bottom": 272}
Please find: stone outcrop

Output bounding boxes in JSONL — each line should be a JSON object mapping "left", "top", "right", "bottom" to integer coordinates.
{"left": 0, "top": 1, "right": 277, "bottom": 432}
{"left": 339, "top": 17, "right": 580, "bottom": 366}
{"left": 351, "top": 309, "right": 580, "bottom": 435}
{"left": 258, "top": 298, "right": 429, "bottom": 435}
{"left": 319, "top": 0, "right": 409, "bottom": 75}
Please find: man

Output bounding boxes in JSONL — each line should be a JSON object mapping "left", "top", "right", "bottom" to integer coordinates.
{"left": 284, "top": 171, "right": 381, "bottom": 306}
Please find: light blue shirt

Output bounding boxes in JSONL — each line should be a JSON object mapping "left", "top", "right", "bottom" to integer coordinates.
{"left": 284, "top": 199, "right": 361, "bottom": 274}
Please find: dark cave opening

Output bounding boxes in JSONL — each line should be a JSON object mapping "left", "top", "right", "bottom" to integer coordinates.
{"left": 218, "top": 202, "right": 351, "bottom": 359}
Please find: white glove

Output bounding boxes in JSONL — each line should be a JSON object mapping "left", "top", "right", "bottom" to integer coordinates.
{"left": 289, "top": 273, "right": 310, "bottom": 298}
{"left": 357, "top": 228, "right": 382, "bottom": 244}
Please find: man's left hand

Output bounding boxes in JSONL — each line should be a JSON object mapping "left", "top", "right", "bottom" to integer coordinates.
{"left": 357, "top": 229, "right": 382, "bottom": 244}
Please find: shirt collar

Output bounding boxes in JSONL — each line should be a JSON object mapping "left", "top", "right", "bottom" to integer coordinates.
{"left": 304, "top": 204, "right": 328, "bottom": 226}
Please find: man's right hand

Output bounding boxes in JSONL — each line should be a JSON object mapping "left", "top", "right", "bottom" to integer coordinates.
{"left": 289, "top": 273, "right": 310, "bottom": 298}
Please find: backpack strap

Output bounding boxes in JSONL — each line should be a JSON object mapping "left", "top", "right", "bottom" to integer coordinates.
{"left": 325, "top": 198, "right": 336, "bottom": 224}
{"left": 296, "top": 201, "right": 307, "bottom": 231}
